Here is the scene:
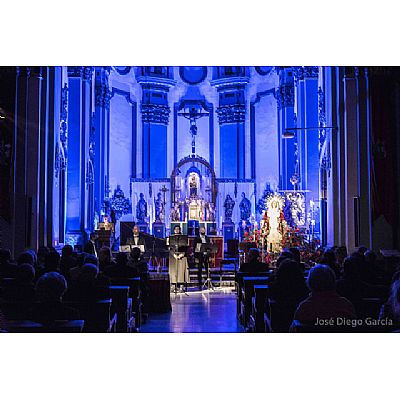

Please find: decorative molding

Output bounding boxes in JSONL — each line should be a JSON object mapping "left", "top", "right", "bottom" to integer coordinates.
{"left": 216, "top": 104, "right": 246, "bottom": 124}
{"left": 210, "top": 76, "right": 250, "bottom": 89}
{"left": 67, "top": 66, "right": 94, "bottom": 81}
{"left": 141, "top": 103, "right": 170, "bottom": 125}
{"left": 179, "top": 66, "right": 208, "bottom": 85}
{"left": 318, "top": 86, "right": 327, "bottom": 153}
{"left": 60, "top": 83, "right": 68, "bottom": 152}
{"left": 130, "top": 178, "right": 170, "bottom": 183}
{"left": 110, "top": 87, "right": 135, "bottom": 105}
{"left": 216, "top": 178, "right": 255, "bottom": 183}
{"left": 293, "top": 66, "right": 319, "bottom": 81}
{"left": 275, "top": 84, "right": 295, "bottom": 110}
{"left": 95, "top": 82, "right": 111, "bottom": 109}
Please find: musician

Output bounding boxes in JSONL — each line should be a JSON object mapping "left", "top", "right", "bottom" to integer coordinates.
{"left": 98, "top": 215, "right": 115, "bottom": 233}
{"left": 127, "top": 225, "right": 146, "bottom": 252}
{"left": 194, "top": 227, "right": 211, "bottom": 288}
{"left": 166, "top": 225, "right": 190, "bottom": 291}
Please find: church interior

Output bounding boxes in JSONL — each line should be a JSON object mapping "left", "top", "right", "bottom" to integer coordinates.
{"left": 1, "top": 66, "right": 400, "bottom": 334}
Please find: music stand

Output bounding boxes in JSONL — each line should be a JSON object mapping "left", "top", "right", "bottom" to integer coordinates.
{"left": 168, "top": 235, "right": 189, "bottom": 295}
{"left": 200, "top": 243, "right": 219, "bottom": 291}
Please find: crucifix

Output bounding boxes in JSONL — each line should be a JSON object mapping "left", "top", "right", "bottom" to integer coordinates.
{"left": 160, "top": 184, "right": 169, "bottom": 222}
{"left": 178, "top": 105, "right": 209, "bottom": 155}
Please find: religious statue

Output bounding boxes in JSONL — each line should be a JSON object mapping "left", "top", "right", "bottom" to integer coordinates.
{"left": 223, "top": 194, "right": 235, "bottom": 222}
{"left": 171, "top": 203, "right": 181, "bottom": 222}
{"left": 239, "top": 192, "right": 252, "bottom": 222}
{"left": 189, "top": 173, "right": 197, "bottom": 197}
{"left": 265, "top": 193, "right": 286, "bottom": 253}
{"left": 136, "top": 193, "right": 147, "bottom": 223}
{"left": 154, "top": 191, "right": 164, "bottom": 223}
{"left": 206, "top": 202, "right": 216, "bottom": 222}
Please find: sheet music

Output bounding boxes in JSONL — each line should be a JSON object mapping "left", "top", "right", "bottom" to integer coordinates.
{"left": 196, "top": 243, "right": 202, "bottom": 252}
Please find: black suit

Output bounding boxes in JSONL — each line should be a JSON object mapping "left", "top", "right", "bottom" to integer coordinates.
{"left": 127, "top": 235, "right": 146, "bottom": 250}
{"left": 194, "top": 235, "right": 211, "bottom": 286}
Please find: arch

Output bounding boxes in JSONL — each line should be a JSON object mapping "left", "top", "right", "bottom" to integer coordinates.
{"left": 170, "top": 155, "right": 217, "bottom": 205}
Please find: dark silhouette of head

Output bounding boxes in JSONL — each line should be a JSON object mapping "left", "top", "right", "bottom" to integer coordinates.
{"left": 248, "top": 248, "right": 260, "bottom": 263}
{"left": 130, "top": 247, "right": 141, "bottom": 262}
{"left": 17, "top": 251, "right": 35, "bottom": 266}
{"left": 116, "top": 252, "right": 128, "bottom": 266}
{"left": 289, "top": 247, "right": 301, "bottom": 264}
{"left": 61, "top": 245, "right": 73, "bottom": 258}
{"left": 16, "top": 263, "right": 35, "bottom": 283}
{"left": 36, "top": 272, "right": 68, "bottom": 302}
{"left": 307, "top": 264, "right": 336, "bottom": 292}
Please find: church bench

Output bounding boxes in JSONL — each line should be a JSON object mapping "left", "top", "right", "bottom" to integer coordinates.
{"left": 109, "top": 278, "right": 142, "bottom": 329}
{"left": 4, "top": 320, "right": 85, "bottom": 333}
{"left": 238, "top": 275, "right": 270, "bottom": 328}
{"left": 250, "top": 285, "right": 270, "bottom": 332}
{"left": 109, "top": 285, "right": 135, "bottom": 332}
{"left": 63, "top": 299, "right": 117, "bottom": 333}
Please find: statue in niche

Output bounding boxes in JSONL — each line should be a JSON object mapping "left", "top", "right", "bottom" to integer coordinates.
{"left": 136, "top": 193, "right": 147, "bottom": 223}
{"left": 171, "top": 203, "right": 181, "bottom": 222}
{"left": 206, "top": 202, "right": 216, "bottom": 222}
{"left": 239, "top": 192, "right": 252, "bottom": 222}
{"left": 223, "top": 194, "right": 235, "bottom": 222}
{"left": 154, "top": 192, "right": 165, "bottom": 223}
{"left": 189, "top": 173, "right": 197, "bottom": 197}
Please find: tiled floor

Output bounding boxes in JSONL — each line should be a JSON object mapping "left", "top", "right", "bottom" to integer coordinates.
{"left": 140, "top": 289, "right": 244, "bottom": 333}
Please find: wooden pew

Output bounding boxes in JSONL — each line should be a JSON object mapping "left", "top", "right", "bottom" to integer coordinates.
{"left": 109, "top": 285, "right": 135, "bottom": 332}
{"left": 236, "top": 273, "right": 269, "bottom": 328}
{"left": 109, "top": 278, "right": 142, "bottom": 329}
{"left": 5, "top": 320, "right": 85, "bottom": 333}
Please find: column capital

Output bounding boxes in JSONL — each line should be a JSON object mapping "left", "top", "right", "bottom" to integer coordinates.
{"left": 275, "top": 83, "right": 294, "bottom": 110}
{"left": 141, "top": 103, "right": 170, "bottom": 124}
{"left": 216, "top": 104, "right": 246, "bottom": 124}
{"left": 293, "top": 66, "right": 319, "bottom": 81}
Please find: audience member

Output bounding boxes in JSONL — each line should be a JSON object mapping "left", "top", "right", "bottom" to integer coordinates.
{"left": 239, "top": 248, "right": 269, "bottom": 273}
{"left": 30, "top": 272, "right": 79, "bottom": 323}
{"left": 0, "top": 248, "right": 17, "bottom": 279}
{"left": 64, "top": 263, "right": 110, "bottom": 302}
{"left": 98, "top": 247, "right": 115, "bottom": 272}
{"left": 336, "top": 256, "right": 388, "bottom": 304}
{"left": 319, "top": 247, "right": 340, "bottom": 278}
{"left": 60, "top": 245, "right": 77, "bottom": 277}
{"left": 104, "top": 252, "right": 139, "bottom": 279}
{"left": 269, "top": 259, "right": 309, "bottom": 332}
{"left": 379, "top": 278, "right": 400, "bottom": 330}
{"left": 2, "top": 263, "right": 36, "bottom": 302}
{"left": 292, "top": 264, "right": 356, "bottom": 326}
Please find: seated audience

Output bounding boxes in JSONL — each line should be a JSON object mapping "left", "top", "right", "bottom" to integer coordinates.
{"left": 30, "top": 272, "right": 79, "bottom": 323}
{"left": 37, "top": 246, "right": 50, "bottom": 271}
{"left": 269, "top": 259, "right": 309, "bottom": 304}
{"left": 60, "top": 245, "right": 77, "bottom": 277}
{"left": 104, "top": 252, "right": 139, "bottom": 279}
{"left": 319, "top": 247, "right": 340, "bottom": 278}
{"left": 289, "top": 247, "right": 308, "bottom": 272}
{"left": 336, "top": 256, "right": 388, "bottom": 304}
{"left": 269, "top": 259, "right": 310, "bottom": 332}
{"left": 0, "top": 248, "right": 17, "bottom": 279}
{"left": 293, "top": 264, "right": 356, "bottom": 326}
{"left": 2, "top": 263, "right": 36, "bottom": 302}
{"left": 379, "top": 278, "right": 400, "bottom": 331}
{"left": 128, "top": 247, "right": 149, "bottom": 274}
{"left": 36, "top": 250, "right": 61, "bottom": 279}
{"left": 98, "top": 247, "right": 115, "bottom": 272}
{"left": 239, "top": 248, "right": 269, "bottom": 273}
{"left": 64, "top": 263, "right": 110, "bottom": 302}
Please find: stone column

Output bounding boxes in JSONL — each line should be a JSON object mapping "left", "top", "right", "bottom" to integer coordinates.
{"left": 12, "top": 67, "right": 43, "bottom": 255}
{"left": 93, "top": 67, "right": 111, "bottom": 218}
{"left": 65, "top": 67, "right": 93, "bottom": 247}
{"left": 275, "top": 67, "right": 296, "bottom": 190}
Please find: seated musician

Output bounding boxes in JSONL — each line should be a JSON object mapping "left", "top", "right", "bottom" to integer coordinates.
{"left": 127, "top": 225, "right": 146, "bottom": 252}
{"left": 98, "top": 215, "right": 115, "bottom": 233}
{"left": 194, "top": 227, "right": 211, "bottom": 288}
{"left": 166, "top": 225, "right": 190, "bottom": 291}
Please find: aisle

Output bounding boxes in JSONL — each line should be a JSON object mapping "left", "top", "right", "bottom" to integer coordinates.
{"left": 140, "top": 290, "right": 244, "bottom": 333}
